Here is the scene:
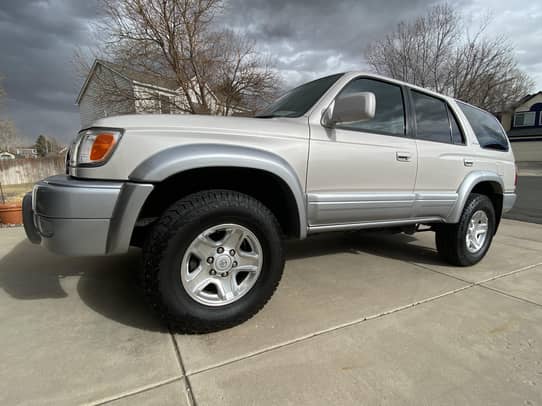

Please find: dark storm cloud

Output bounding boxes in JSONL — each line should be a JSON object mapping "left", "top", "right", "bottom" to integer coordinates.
{"left": 0, "top": 0, "right": 540, "bottom": 144}
{"left": 221, "top": 0, "right": 443, "bottom": 85}
{"left": 0, "top": 0, "right": 100, "bottom": 143}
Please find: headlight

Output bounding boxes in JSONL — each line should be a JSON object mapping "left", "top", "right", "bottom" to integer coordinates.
{"left": 69, "top": 128, "right": 123, "bottom": 167}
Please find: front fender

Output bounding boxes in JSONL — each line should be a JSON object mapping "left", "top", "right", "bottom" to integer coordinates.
{"left": 129, "top": 143, "right": 307, "bottom": 238}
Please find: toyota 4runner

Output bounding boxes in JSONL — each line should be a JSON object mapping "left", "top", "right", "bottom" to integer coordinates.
{"left": 23, "top": 72, "right": 517, "bottom": 332}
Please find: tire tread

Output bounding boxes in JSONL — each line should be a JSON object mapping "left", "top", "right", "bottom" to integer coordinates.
{"left": 435, "top": 193, "right": 495, "bottom": 267}
{"left": 142, "top": 190, "right": 284, "bottom": 333}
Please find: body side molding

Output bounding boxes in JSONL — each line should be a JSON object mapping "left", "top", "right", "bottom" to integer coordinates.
{"left": 129, "top": 143, "right": 307, "bottom": 238}
{"left": 445, "top": 171, "right": 504, "bottom": 223}
{"left": 308, "top": 217, "right": 443, "bottom": 233}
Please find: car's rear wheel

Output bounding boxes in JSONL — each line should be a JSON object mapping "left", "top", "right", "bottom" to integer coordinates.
{"left": 435, "top": 193, "right": 496, "bottom": 266}
{"left": 142, "top": 190, "right": 284, "bottom": 333}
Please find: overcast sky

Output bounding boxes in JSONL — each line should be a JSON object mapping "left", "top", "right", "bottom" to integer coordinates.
{"left": 0, "top": 0, "right": 540, "bottom": 144}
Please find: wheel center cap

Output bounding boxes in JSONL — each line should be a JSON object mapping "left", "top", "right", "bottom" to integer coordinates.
{"left": 215, "top": 254, "right": 232, "bottom": 271}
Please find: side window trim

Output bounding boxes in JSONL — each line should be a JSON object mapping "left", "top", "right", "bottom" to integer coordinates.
{"left": 332, "top": 76, "right": 410, "bottom": 138}
{"left": 446, "top": 104, "right": 466, "bottom": 145}
{"left": 402, "top": 84, "right": 416, "bottom": 139}
{"left": 407, "top": 87, "right": 466, "bottom": 146}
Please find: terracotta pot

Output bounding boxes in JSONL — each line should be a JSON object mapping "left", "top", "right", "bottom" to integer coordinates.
{"left": 0, "top": 202, "right": 23, "bottom": 225}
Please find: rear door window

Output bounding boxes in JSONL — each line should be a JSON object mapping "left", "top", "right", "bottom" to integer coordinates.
{"left": 411, "top": 90, "right": 453, "bottom": 144}
{"left": 458, "top": 101, "right": 509, "bottom": 151}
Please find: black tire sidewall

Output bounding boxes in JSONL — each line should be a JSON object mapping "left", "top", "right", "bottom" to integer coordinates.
{"left": 455, "top": 194, "right": 496, "bottom": 264}
{"left": 157, "top": 199, "right": 284, "bottom": 326}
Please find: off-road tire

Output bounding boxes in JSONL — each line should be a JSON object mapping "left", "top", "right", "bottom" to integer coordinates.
{"left": 142, "top": 190, "right": 284, "bottom": 333}
{"left": 435, "top": 193, "right": 496, "bottom": 266}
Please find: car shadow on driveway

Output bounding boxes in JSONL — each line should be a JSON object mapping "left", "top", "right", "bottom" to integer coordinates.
{"left": 0, "top": 231, "right": 445, "bottom": 332}
{"left": 0, "top": 240, "right": 166, "bottom": 332}
{"left": 286, "top": 230, "right": 444, "bottom": 266}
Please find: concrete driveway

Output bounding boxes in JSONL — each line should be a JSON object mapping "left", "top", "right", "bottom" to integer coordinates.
{"left": 1, "top": 219, "right": 541, "bottom": 405}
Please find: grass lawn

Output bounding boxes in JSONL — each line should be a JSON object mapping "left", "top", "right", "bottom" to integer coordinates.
{"left": 0, "top": 183, "right": 34, "bottom": 203}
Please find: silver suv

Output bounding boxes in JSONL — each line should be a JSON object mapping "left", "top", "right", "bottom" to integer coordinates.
{"left": 23, "top": 72, "right": 516, "bottom": 332}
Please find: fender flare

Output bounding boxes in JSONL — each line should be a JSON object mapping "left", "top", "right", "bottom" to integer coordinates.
{"left": 446, "top": 171, "right": 504, "bottom": 223}
{"left": 129, "top": 143, "right": 307, "bottom": 238}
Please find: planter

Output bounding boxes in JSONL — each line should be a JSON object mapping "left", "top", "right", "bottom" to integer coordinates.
{"left": 0, "top": 202, "right": 23, "bottom": 225}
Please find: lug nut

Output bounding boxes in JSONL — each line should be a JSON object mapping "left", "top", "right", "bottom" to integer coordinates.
{"left": 217, "top": 247, "right": 224, "bottom": 253}
{"left": 221, "top": 272, "right": 229, "bottom": 277}
{"left": 210, "top": 269, "right": 217, "bottom": 275}
{"left": 207, "top": 257, "right": 214, "bottom": 264}
{"left": 229, "top": 249, "right": 236, "bottom": 256}
{"left": 232, "top": 261, "right": 238, "bottom": 267}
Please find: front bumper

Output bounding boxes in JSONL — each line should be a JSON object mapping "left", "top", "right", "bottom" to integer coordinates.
{"left": 23, "top": 175, "right": 153, "bottom": 256}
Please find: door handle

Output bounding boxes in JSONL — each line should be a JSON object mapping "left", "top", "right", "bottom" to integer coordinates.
{"left": 464, "top": 159, "right": 474, "bottom": 167}
{"left": 396, "top": 152, "right": 412, "bottom": 162}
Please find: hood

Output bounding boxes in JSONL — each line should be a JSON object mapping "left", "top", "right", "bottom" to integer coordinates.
{"left": 90, "top": 114, "right": 308, "bottom": 139}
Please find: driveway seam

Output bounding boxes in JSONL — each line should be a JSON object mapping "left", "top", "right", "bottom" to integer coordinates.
{"left": 410, "top": 261, "right": 542, "bottom": 286}
{"left": 168, "top": 327, "right": 197, "bottom": 406}
{"left": 84, "top": 376, "right": 183, "bottom": 406}
{"left": 477, "top": 284, "right": 542, "bottom": 308}
{"left": 185, "top": 262, "right": 542, "bottom": 377}
{"left": 476, "top": 262, "right": 542, "bottom": 284}
{"left": 186, "top": 283, "right": 474, "bottom": 377}
{"left": 409, "top": 262, "right": 473, "bottom": 284}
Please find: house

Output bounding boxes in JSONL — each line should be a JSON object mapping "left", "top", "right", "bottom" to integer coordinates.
{"left": 496, "top": 92, "right": 542, "bottom": 140}
{"left": 76, "top": 59, "right": 225, "bottom": 128}
{"left": 496, "top": 92, "right": 542, "bottom": 162}
{"left": 0, "top": 151, "right": 15, "bottom": 160}
{"left": 15, "top": 147, "right": 38, "bottom": 159}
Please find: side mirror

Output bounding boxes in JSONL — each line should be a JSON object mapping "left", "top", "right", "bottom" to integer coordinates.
{"left": 321, "top": 91, "right": 376, "bottom": 128}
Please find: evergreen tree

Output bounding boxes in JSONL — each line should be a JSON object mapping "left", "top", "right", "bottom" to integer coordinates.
{"left": 35, "top": 134, "right": 49, "bottom": 157}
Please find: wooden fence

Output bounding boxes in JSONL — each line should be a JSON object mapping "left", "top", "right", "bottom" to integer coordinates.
{"left": 0, "top": 157, "right": 65, "bottom": 185}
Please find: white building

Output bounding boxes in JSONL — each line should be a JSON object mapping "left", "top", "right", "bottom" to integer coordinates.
{"left": 76, "top": 59, "right": 224, "bottom": 128}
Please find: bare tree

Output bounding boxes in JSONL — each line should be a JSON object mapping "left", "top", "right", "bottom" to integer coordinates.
{"left": 0, "top": 120, "right": 22, "bottom": 153}
{"left": 0, "top": 78, "right": 23, "bottom": 152}
{"left": 79, "top": 0, "right": 280, "bottom": 115}
{"left": 210, "top": 30, "right": 281, "bottom": 115}
{"left": 365, "top": 3, "right": 534, "bottom": 111}
{"left": 0, "top": 76, "right": 5, "bottom": 112}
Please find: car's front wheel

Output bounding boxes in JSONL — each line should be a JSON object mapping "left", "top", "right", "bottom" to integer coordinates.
{"left": 142, "top": 190, "right": 284, "bottom": 333}
{"left": 435, "top": 193, "right": 496, "bottom": 266}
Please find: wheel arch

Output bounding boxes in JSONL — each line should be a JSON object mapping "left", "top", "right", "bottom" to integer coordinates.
{"left": 129, "top": 144, "right": 307, "bottom": 239}
{"left": 446, "top": 171, "right": 504, "bottom": 231}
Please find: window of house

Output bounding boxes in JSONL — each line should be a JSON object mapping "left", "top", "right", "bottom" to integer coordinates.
{"left": 150, "top": 92, "right": 161, "bottom": 112}
{"left": 411, "top": 90, "right": 453, "bottom": 143}
{"left": 160, "top": 94, "right": 173, "bottom": 114}
{"left": 335, "top": 78, "right": 405, "bottom": 136}
{"left": 458, "top": 101, "right": 509, "bottom": 152}
{"left": 513, "top": 111, "right": 535, "bottom": 127}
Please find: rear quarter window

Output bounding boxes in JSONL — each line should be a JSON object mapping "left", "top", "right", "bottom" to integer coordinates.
{"left": 457, "top": 101, "right": 509, "bottom": 151}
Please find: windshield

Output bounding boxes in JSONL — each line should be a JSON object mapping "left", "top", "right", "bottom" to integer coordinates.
{"left": 256, "top": 73, "right": 344, "bottom": 118}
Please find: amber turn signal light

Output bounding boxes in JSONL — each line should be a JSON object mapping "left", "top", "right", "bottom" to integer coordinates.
{"left": 90, "top": 133, "right": 116, "bottom": 161}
